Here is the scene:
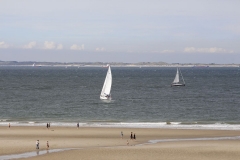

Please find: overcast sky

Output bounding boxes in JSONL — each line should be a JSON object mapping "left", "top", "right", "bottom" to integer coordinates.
{"left": 0, "top": 0, "right": 240, "bottom": 63}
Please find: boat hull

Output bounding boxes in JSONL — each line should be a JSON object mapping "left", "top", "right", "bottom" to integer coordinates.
{"left": 100, "top": 95, "right": 111, "bottom": 100}
{"left": 171, "top": 83, "right": 185, "bottom": 87}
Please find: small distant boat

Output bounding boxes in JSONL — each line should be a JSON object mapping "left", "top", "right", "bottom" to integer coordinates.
{"left": 171, "top": 68, "right": 185, "bottom": 87}
{"left": 100, "top": 65, "right": 112, "bottom": 100}
{"left": 32, "top": 63, "right": 42, "bottom": 67}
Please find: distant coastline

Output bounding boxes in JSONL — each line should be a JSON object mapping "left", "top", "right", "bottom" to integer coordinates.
{"left": 0, "top": 61, "right": 239, "bottom": 67}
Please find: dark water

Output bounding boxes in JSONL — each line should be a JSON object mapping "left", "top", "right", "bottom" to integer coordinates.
{"left": 0, "top": 66, "right": 239, "bottom": 129}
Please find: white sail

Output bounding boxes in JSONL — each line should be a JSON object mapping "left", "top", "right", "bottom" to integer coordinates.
{"left": 172, "top": 68, "right": 180, "bottom": 83}
{"left": 100, "top": 66, "right": 112, "bottom": 99}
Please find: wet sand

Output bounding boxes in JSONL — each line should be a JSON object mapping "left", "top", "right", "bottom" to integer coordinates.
{"left": 1, "top": 126, "right": 240, "bottom": 160}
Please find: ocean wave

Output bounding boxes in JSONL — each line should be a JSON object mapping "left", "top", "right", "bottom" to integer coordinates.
{"left": 1, "top": 121, "right": 240, "bottom": 130}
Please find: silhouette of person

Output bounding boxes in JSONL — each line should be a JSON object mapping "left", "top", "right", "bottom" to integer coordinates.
{"left": 36, "top": 140, "right": 39, "bottom": 149}
{"left": 47, "top": 141, "right": 49, "bottom": 149}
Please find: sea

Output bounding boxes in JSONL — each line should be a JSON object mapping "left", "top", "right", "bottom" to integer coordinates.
{"left": 0, "top": 66, "right": 240, "bottom": 130}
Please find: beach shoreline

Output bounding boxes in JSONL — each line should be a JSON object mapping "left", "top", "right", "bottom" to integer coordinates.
{"left": 1, "top": 126, "right": 240, "bottom": 159}
{"left": 1, "top": 121, "right": 240, "bottom": 131}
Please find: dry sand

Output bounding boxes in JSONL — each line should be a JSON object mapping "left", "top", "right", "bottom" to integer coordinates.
{"left": 1, "top": 126, "right": 240, "bottom": 160}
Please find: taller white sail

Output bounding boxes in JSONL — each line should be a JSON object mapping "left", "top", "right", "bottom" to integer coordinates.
{"left": 172, "top": 68, "right": 180, "bottom": 84}
{"left": 100, "top": 66, "right": 112, "bottom": 100}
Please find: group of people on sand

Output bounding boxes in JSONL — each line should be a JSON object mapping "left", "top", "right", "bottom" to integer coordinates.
{"left": 130, "top": 132, "right": 136, "bottom": 140}
{"left": 120, "top": 131, "right": 136, "bottom": 140}
{"left": 34, "top": 123, "right": 51, "bottom": 150}
{"left": 121, "top": 131, "right": 136, "bottom": 146}
{"left": 46, "top": 123, "right": 51, "bottom": 129}
{"left": 36, "top": 140, "right": 49, "bottom": 150}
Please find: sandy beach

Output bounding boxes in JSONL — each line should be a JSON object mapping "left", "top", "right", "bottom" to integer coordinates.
{"left": 1, "top": 126, "right": 240, "bottom": 160}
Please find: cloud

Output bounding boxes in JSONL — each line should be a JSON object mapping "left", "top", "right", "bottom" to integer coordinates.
{"left": 224, "top": 25, "right": 240, "bottom": 35}
{"left": 184, "top": 47, "right": 234, "bottom": 53}
{"left": 2, "top": 41, "right": 63, "bottom": 50}
{"left": 23, "top": 41, "right": 36, "bottom": 49}
{"left": 161, "top": 50, "right": 175, "bottom": 53}
{"left": 43, "top": 41, "right": 56, "bottom": 49}
{"left": 43, "top": 41, "right": 64, "bottom": 50}
{"left": 70, "top": 44, "right": 84, "bottom": 50}
{"left": 151, "top": 50, "right": 175, "bottom": 53}
{"left": 0, "top": 41, "right": 10, "bottom": 48}
{"left": 95, "top": 47, "right": 105, "bottom": 51}
{"left": 56, "top": 44, "right": 63, "bottom": 50}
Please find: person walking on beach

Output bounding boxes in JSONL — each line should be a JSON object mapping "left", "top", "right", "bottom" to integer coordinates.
{"left": 130, "top": 132, "right": 133, "bottom": 140}
{"left": 133, "top": 133, "right": 136, "bottom": 140}
{"left": 46, "top": 123, "right": 49, "bottom": 129}
{"left": 77, "top": 123, "right": 79, "bottom": 129}
{"left": 36, "top": 140, "right": 38, "bottom": 149}
{"left": 36, "top": 140, "right": 39, "bottom": 149}
{"left": 121, "top": 131, "right": 123, "bottom": 139}
{"left": 47, "top": 141, "right": 49, "bottom": 149}
{"left": 8, "top": 123, "right": 10, "bottom": 128}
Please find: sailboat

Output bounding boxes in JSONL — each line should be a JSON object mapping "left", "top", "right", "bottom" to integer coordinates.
{"left": 100, "top": 65, "right": 112, "bottom": 100}
{"left": 171, "top": 68, "right": 185, "bottom": 87}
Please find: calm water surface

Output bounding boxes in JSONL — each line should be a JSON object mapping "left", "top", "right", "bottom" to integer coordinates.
{"left": 0, "top": 66, "right": 239, "bottom": 129}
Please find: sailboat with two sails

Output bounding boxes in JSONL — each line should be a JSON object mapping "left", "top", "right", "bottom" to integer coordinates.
{"left": 100, "top": 65, "right": 112, "bottom": 100}
{"left": 171, "top": 68, "right": 185, "bottom": 87}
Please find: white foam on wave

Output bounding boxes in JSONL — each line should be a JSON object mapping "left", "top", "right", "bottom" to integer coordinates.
{"left": 0, "top": 122, "right": 240, "bottom": 130}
